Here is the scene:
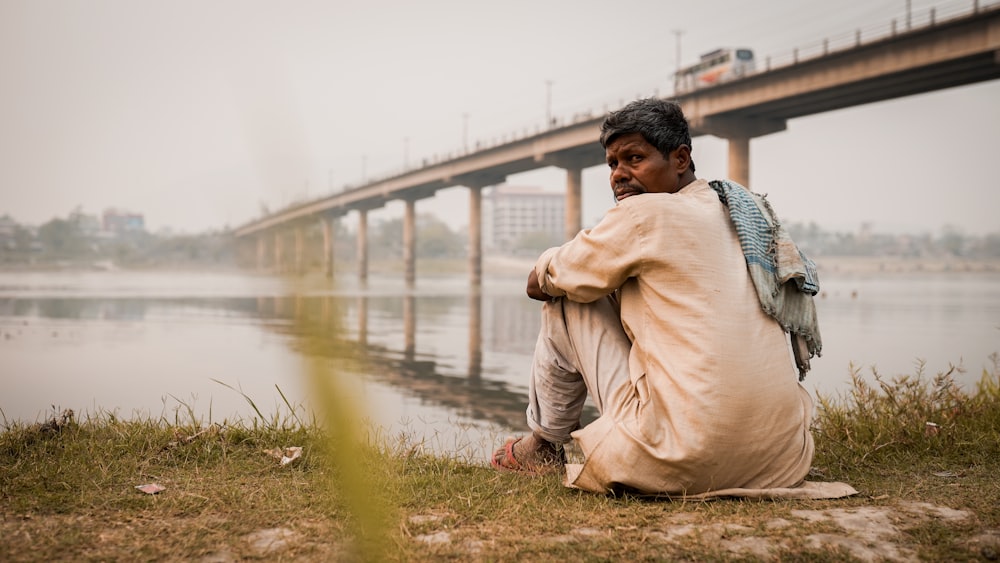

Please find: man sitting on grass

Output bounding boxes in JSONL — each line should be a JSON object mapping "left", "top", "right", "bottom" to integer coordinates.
{"left": 491, "top": 98, "right": 822, "bottom": 496}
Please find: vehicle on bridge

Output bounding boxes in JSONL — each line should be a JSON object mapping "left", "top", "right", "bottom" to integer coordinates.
{"left": 674, "top": 48, "right": 756, "bottom": 93}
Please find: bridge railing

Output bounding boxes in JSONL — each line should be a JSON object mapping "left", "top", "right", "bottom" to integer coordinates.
{"left": 759, "top": 0, "right": 1000, "bottom": 71}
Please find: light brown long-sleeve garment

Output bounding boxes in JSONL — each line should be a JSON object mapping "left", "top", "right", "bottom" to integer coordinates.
{"left": 534, "top": 179, "right": 814, "bottom": 495}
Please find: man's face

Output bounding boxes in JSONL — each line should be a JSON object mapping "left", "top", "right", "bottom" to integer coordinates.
{"left": 605, "top": 132, "right": 680, "bottom": 202}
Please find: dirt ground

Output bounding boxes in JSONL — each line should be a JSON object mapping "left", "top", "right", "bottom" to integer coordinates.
{"left": 6, "top": 499, "right": 997, "bottom": 561}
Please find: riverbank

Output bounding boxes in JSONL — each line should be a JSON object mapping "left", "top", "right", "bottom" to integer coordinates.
{"left": 4, "top": 255, "right": 998, "bottom": 278}
{"left": 383, "top": 255, "right": 1000, "bottom": 278}
{"left": 818, "top": 255, "right": 1000, "bottom": 275}
{"left": 2, "top": 363, "right": 997, "bottom": 561}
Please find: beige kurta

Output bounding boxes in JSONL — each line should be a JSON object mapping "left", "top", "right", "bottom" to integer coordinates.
{"left": 534, "top": 179, "right": 815, "bottom": 495}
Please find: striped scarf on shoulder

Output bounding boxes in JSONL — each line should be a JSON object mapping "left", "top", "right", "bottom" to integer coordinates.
{"left": 709, "top": 179, "right": 822, "bottom": 380}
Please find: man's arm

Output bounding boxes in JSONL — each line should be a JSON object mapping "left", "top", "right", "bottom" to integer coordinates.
{"left": 526, "top": 268, "right": 553, "bottom": 301}
{"left": 534, "top": 202, "right": 643, "bottom": 303}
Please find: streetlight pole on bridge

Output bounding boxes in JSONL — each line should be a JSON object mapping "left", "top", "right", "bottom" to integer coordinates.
{"left": 462, "top": 113, "right": 469, "bottom": 150}
{"left": 672, "top": 29, "right": 684, "bottom": 72}
{"left": 545, "top": 80, "right": 553, "bottom": 129}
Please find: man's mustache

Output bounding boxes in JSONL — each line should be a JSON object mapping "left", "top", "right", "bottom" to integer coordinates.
{"left": 614, "top": 183, "right": 643, "bottom": 193}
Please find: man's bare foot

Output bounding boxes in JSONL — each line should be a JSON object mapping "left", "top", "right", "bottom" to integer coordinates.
{"left": 514, "top": 433, "right": 563, "bottom": 465}
{"left": 491, "top": 432, "right": 565, "bottom": 475}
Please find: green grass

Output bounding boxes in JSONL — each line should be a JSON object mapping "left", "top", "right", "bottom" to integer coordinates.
{"left": 1, "top": 359, "right": 998, "bottom": 561}
{"left": 813, "top": 356, "right": 1000, "bottom": 494}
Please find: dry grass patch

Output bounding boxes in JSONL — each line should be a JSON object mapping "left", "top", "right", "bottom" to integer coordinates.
{"left": 1, "top": 358, "right": 998, "bottom": 561}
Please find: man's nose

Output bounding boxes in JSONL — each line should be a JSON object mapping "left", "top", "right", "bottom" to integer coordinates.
{"left": 611, "top": 165, "right": 630, "bottom": 184}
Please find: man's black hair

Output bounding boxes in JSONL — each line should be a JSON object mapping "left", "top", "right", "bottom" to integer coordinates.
{"left": 599, "top": 98, "right": 695, "bottom": 172}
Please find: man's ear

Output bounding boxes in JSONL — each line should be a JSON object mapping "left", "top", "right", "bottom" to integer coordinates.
{"left": 674, "top": 145, "right": 692, "bottom": 173}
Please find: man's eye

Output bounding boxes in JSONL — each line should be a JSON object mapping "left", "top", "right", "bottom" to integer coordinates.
{"left": 629, "top": 155, "right": 642, "bottom": 163}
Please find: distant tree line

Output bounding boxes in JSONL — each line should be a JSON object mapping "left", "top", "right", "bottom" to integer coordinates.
{"left": 786, "top": 221, "right": 1000, "bottom": 259}
{"left": 0, "top": 212, "right": 234, "bottom": 268}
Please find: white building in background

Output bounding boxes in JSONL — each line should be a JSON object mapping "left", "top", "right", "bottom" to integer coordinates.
{"left": 483, "top": 185, "right": 564, "bottom": 255}
{"left": 102, "top": 208, "right": 145, "bottom": 235}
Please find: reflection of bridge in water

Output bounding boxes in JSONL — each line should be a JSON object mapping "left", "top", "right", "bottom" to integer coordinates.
{"left": 2, "top": 289, "right": 596, "bottom": 428}
{"left": 253, "top": 292, "right": 598, "bottom": 430}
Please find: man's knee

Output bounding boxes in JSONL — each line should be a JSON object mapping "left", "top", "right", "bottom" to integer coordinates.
{"left": 553, "top": 295, "right": 623, "bottom": 333}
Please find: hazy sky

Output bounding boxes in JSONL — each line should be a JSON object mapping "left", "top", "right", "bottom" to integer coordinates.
{"left": 2, "top": 0, "right": 998, "bottom": 235}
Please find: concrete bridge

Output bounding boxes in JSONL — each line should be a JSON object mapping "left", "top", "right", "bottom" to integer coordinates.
{"left": 233, "top": 2, "right": 1000, "bottom": 286}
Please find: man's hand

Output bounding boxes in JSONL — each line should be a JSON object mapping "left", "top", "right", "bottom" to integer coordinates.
{"left": 526, "top": 269, "right": 553, "bottom": 301}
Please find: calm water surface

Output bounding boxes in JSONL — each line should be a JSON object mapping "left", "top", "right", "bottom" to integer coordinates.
{"left": 2, "top": 268, "right": 998, "bottom": 459}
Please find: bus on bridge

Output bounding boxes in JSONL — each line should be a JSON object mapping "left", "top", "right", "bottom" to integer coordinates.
{"left": 674, "top": 47, "right": 756, "bottom": 93}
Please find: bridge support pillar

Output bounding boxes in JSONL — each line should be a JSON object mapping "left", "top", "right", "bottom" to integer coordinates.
{"left": 294, "top": 225, "right": 305, "bottom": 276}
{"left": 456, "top": 174, "right": 505, "bottom": 287}
{"left": 321, "top": 215, "right": 335, "bottom": 279}
{"left": 403, "top": 198, "right": 417, "bottom": 288}
{"left": 690, "top": 116, "right": 787, "bottom": 189}
{"left": 727, "top": 136, "right": 750, "bottom": 188}
{"left": 357, "top": 209, "right": 369, "bottom": 284}
{"left": 468, "top": 185, "right": 483, "bottom": 287}
{"left": 564, "top": 166, "right": 582, "bottom": 241}
{"left": 538, "top": 155, "right": 589, "bottom": 241}
{"left": 256, "top": 235, "right": 266, "bottom": 272}
{"left": 273, "top": 230, "right": 284, "bottom": 274}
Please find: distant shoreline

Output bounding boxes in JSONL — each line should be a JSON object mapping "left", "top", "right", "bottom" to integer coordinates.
{"left": 482, "top": 255, "right": 1000, "bottom": 277}
{"left": 816, "top": 256, "right": 1000, "bottom": 275}
{"left": 2, "top": 255, "right": 998, "bottom": 277}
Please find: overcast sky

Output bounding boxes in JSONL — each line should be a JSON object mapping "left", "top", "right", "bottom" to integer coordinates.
{"left": 2, "top": 0, "right": 998, "bottom": 235}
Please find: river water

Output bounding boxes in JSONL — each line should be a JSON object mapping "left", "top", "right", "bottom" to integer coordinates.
{"left": 1, "top": 267, "right": 998, "bottom": 459}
